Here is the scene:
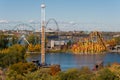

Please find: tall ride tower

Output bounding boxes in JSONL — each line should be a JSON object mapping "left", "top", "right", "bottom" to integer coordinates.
{"left": 41, "top": 3, "right": 46, "bottom": 65}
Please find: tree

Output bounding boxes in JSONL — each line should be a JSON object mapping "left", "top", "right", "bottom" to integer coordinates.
{"left": 28, "top": 44, "right": 41, "bottom": 52}
{"left": 28, "top": 44, "right": 34, "bottom": 52}
{"left": 24, "top": 68, "right": 52, "bottom": 80}
{"left": 9, "top": 62, "right": 37, "bottom": 75}
{"left": 96, "top": 68, "right": 118, "bottom": 80}
{"left": 54, "top": 67, "right": 93, "bottom": 80}
{"left": 0, "top": 34, "right": 9, "bottom": 49}
{"left": 0, "top": 44, "right": 26, "bottom": 68}
{"left": 34, "top": 44, "right": 41, "bottom": 52}
{"left": 6, "top": 70, "right": 25, "bottom": 80}
{"left": 50, "top": 65, "right": 61, "bottom": 76}
{"left": 27, "top": 34, "right": 40, "bottom": 44}
{"left": 109, "top": 63, "right": 120, "bottom": 79}
{"left": 114, "top": 37, "right": 120, "bottom": 44}
{"left": 11, "top": 35, "right": 18, "bottom": 45}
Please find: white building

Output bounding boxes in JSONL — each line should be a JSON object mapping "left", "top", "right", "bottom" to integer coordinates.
{"left": 50, "top": 40, "right": 68, "bottom": 48}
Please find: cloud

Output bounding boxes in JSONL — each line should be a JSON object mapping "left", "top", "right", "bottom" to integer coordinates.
{"left": 0, "top": 20, "right": 8, "bottom": 23}
{"left": 69, "top": 21, "right": 75, "bottom": 24}
{"left": 28, "top": 20, "right": 35, "bottom": 23}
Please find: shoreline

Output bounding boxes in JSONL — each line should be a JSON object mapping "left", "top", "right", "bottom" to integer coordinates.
{"left": 25, "top": 50, "right": 120, "bottom": 56}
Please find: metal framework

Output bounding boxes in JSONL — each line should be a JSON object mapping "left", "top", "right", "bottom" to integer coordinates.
{"left": 89, "top": 31, "right": 108, "bottom": 51}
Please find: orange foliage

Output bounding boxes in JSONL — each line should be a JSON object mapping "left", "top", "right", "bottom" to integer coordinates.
{"left": 28, "top": 44, "right": 41, "bottom": 52}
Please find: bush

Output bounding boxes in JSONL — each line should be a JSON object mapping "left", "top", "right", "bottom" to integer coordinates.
{"left": 6, "top": 70, "right": 25, "bottom": 80}
{"left": 96, "top": 68, "right": 118, "bottom": 80}
{"left": 50, "top": 65, "right": 61, "bottom": 76}
{"left": 24, "top": 68, "right": 52, "bottom": 80}
{"left": 54, "top": 67, "right": 93, "bottom": 80}
{"left": 9, "top": 62, "right": 37, "bottom": 75}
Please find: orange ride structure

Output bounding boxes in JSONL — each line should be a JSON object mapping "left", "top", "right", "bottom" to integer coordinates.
{"left": 71, "top": 31, "right": 109, "bottom": 54}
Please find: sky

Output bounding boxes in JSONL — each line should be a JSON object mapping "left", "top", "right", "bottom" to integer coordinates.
{"left": 0, "top": 0, "right": 120, "bottom": 31}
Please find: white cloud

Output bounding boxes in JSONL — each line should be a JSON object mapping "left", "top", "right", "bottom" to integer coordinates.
{"left": 0, "top": 20, "right": 8, "bottom": 23}
{"left": 28, "top": 20, "right": 35, "bottom": 23}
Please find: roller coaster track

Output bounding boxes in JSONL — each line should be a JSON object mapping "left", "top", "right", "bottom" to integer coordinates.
{"left": 46, "top": 18, "right": 59, "bottom": 32}
{"left": 89, "top": 31, "right": 108, "bottom": 51}
{"left": 46, "top": 18, "right": 60, "bottom": 40}
{"left": 12, "top": 23, "right": 35, "bottom": 31}
{"left": 12, "top": 23, "right": 36, "bottom": 45}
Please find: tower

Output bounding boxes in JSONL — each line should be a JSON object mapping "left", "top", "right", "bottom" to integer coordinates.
{"left": 41, "top": 3, "right": 46, "bottom": 65}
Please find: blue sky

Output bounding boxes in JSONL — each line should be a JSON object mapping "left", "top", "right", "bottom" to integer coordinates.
{"left": 0, "top": 0, "right": 120, "bottom": 31}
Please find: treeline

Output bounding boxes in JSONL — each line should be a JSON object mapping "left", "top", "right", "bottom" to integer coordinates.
{"left": 0, "top": 33, "right": 40, "bottom": 50}
{"left": 3, "top": 63, "right": 120, "bottom": 80}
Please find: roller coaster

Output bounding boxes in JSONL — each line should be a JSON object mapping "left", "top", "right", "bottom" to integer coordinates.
{"left": 72, "top": 31, "right": 108, "bottom": 54}
{"left": 45, "top": 18, "right": 60, "bottom": 40}
{"left": 13, "top": 23, "right": 35, "bottom": 31}
{"left": 11, "top": 18, "right": 60, "bottom": 46}
{"left": 12, "top": 23, "right": 35, "bottom": 45}
{"left": 89, "top": 31, "right": 108, "bottom": 51}
{"left": 11, "top": 18, "right": 60, "bottom": 53}
{"left": 46, "top": 18, "right": 59, "bottom": 32}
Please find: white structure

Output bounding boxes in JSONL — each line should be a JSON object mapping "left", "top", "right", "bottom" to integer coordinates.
{"left": 51, "top": 40, "right": 68, "bottom": 48}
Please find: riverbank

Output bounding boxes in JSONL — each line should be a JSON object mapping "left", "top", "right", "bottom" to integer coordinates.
{"left": 26, "top": 49, "right": 107, "bottom": 54}
{"left": 109, "top": 50, "right": 120, "bottom": 53}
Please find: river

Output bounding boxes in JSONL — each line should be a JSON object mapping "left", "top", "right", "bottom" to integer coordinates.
{"left": 26, "top": 53, "right": 120, "bottom": 70}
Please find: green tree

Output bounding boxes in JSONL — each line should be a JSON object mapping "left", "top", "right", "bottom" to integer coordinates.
{"left": 78, "top": 67, "right": 94, "bottom": 80}
{"left": 54, "top": 67, "right": 93, "bottom": 80}
{"left": 0, "top": 44, "right": 26, "bottom": 68}
{"left": 0, "top": 34, "right": 9, "bottom": 49}
{"left": 27, "top": 34, "right": 39, "bottom": 44}
{"left": 6, "top": 70, "right": 25, "bottom": 80}
{"left": 7, "top": 44, "right": 26, "bottom": 63}
{"left": 9, "top": 62, "right": 37, "bottom": 75}
{"left": 96, "top": 68, "right": 118, "bottom": 80}
{"left": 6, "top": 62, "right": 37, "bottom": 80}
{"left": 11, "top": 35, "right": 18, "bottom": 45}
{"left": 24, "top": 68, "right": 52, "bottom": 80}
{"left": 114, "top": 37, "right": 120, "bottom": 44}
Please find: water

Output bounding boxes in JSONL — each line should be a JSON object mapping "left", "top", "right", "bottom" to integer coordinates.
{"left": 26, "top": 53, "right": 120, "bottom": 70}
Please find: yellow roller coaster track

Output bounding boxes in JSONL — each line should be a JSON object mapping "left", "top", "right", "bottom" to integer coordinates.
{"left": 89, "top": 31, "right": 108, "bottom": 51}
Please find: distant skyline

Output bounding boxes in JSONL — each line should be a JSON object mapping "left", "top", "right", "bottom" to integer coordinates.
{"left": 0, "top": 0, "right": 120, "bottom": 31}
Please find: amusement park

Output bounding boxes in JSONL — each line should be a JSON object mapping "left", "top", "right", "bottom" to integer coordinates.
{"left": 0, "top": 20, "right": 119, "bottom": 54}
{"left": 0, "top": 0, "right": 120, "bottom": 80}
